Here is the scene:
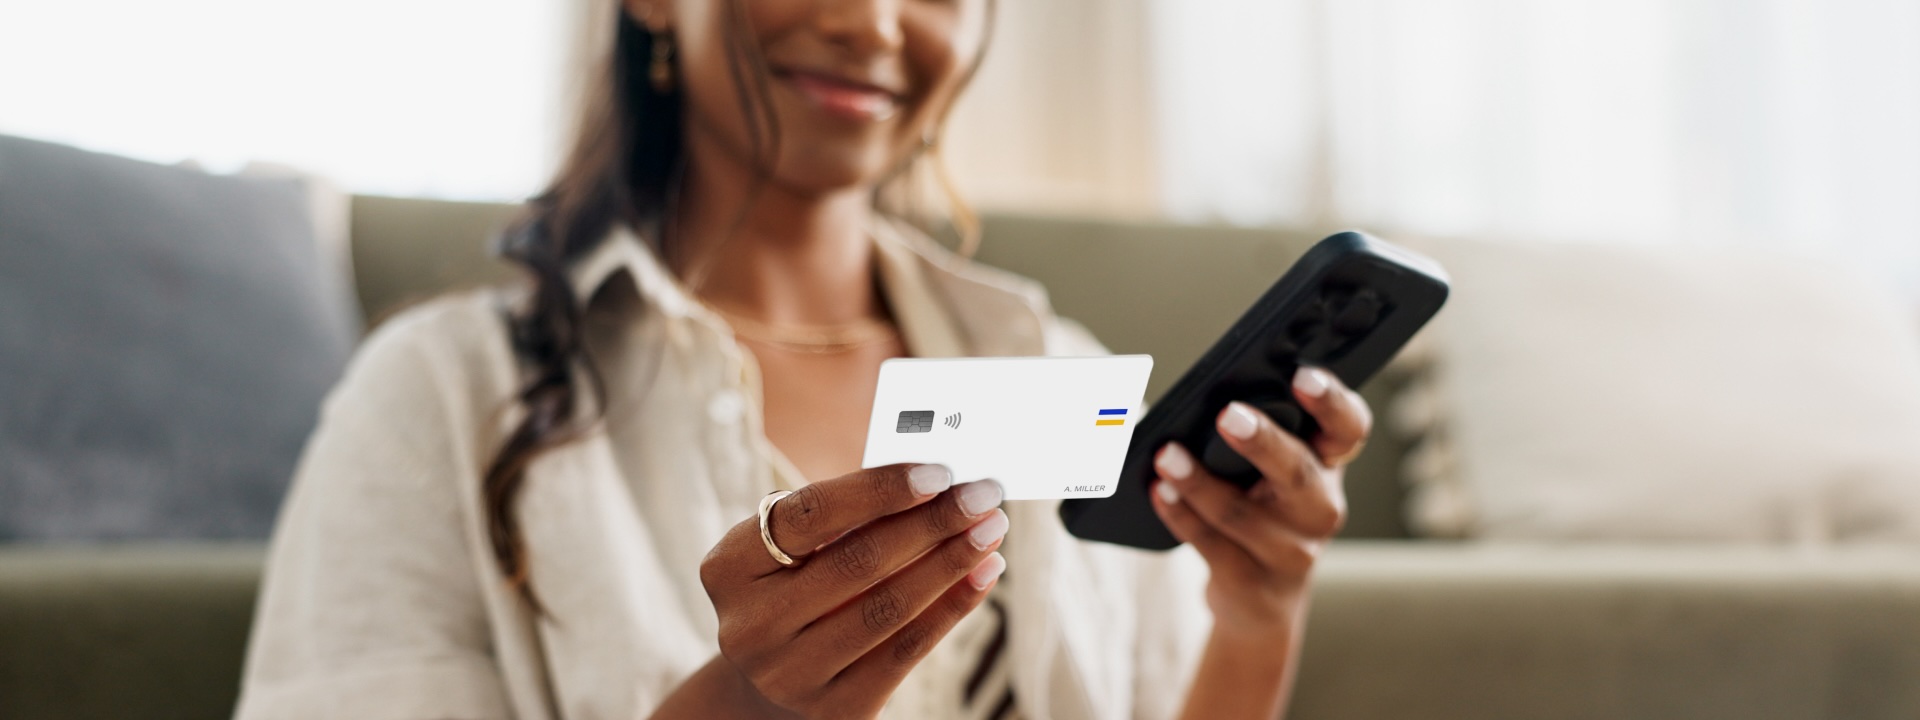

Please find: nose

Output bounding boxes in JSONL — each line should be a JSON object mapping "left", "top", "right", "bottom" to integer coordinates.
{"left": 815, "top": 0, "right": 904, "bottom": 58}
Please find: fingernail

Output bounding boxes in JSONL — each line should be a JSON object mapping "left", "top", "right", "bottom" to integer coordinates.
{"left": 956, "top": 479, "right": 1004, "bottom": 516}
{"left": 909, "top": 464, "right": 953, "bottom": 497}
{"left": 1156, "top": 443, "right": 1194, "bottom": 481}
{"left": 968, "top": 509, "right": 1009, "bottom": 550}
{"left": 1294, "top": 366, "right": 1331, "bottom": 398}
{"left": 967, "top": 552, "right": 1007, "bottom": 590}
{"left": 1155, "top": 480, "right": 1181, "bottom": 504}
{"left": 1221, "top": 402, "right": 1260, "bottom": 440}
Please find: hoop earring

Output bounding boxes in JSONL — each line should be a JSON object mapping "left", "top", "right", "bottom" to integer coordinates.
{"left": 650, "top": 29, "right": 676, "bottom": 93}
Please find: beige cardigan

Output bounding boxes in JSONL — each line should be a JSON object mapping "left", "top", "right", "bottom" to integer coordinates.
{"left": 236, "top": 220, "right": 1211, "bottom": 720}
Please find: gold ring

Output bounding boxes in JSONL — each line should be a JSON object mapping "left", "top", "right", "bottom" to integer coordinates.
{"left": 758, "top": 490, "right": 799, "bottom": 567}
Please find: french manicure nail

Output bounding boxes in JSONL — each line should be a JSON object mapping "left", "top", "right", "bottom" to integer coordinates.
{"left": 967, "top": 552, "right": 1007, "bottom": 590}
{"left": 968, "top": 509, "right": 1009, "bottom": 549}
{"left": 956, "top": 479, "right": 1004, "bottom": 516}
{"left": 1155, "top": 480, "right": 1181, "bottom": 504}
{"left": 1156, "top": 443, "right": 1195, "bottom": 481}
{"left": 1221, "top": 402, "right": 1260, "bottom": 440}
{"left": 909, "top": 464, "right": 954, "bottom": 497}
{"left": 1294, "top": 366, "right": 1331, "bottom": 398}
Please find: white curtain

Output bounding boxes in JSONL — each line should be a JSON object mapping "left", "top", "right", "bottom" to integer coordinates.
{"left": 8, "top": 0, "right": 1915, "bottom": 294}
{"left": 1150, "top": 0, "right": 1920, "bottom": 293}
{"left": 943, "top": 0, "right": 1162, "bottom": 218}
{"left": 0, "top": 0, "right": 567, "bottom": 200}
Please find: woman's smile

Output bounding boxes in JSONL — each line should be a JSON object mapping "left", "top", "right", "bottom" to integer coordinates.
{"left": 773, "top": 66, "right": 905, "bottom": 122}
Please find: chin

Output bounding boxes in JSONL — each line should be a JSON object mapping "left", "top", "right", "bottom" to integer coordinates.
{"left": 773, "top": 146, "right": 899, "bottom": 198}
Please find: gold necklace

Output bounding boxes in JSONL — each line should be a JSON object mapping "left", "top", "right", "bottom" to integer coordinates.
{"left": 706, "top": 304, "right": 900, "bottom": 355}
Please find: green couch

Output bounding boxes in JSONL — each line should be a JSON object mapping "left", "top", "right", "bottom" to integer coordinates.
{"left": 5, "top": 196, "right": 1919, "bottom": 720}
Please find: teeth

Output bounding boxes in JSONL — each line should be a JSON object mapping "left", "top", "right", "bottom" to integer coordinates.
{"left": 786, "top": 72, "right": 901, "bottom": 120}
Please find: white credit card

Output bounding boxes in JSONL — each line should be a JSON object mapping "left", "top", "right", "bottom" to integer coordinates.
{"left": 861, "top": 355, "right": 1154, "bottom": 501}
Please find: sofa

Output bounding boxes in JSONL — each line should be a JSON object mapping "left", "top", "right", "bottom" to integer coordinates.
{"left": 4, "top": 153, "right": 1920, "bottom": 719}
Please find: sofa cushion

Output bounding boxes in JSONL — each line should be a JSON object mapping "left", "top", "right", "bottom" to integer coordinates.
{"left": 0, "top": 545, "right": 263, "bottom": 720}
{"left": 1402, "top": 238, "right": 1920, "bottom": 542}
{"left": 0, "top": 135, "right": 357, "bottom": 540}
{"left": 5, "top": 543, "right": 1916, "bottom": 720}
{"left": 1291, "top": 543, "right": 1920, "bottom": 720}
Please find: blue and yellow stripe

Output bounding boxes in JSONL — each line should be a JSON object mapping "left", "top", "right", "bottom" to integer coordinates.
{"left": 1095, "top": 408, "right": 1128, "bottom": 426}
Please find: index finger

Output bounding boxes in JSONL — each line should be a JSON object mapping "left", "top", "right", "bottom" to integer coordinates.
{"left": 767, "top": 463, "right": 953, "bottom": 565}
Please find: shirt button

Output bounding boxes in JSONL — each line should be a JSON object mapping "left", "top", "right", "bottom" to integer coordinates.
{"left": 708, "top": 390, "right": 744, "bottom": 425}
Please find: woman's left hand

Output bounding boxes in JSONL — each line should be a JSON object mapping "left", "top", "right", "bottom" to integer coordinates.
{"left": 1149, "top": 365, "right": 1368, "bottom": 636}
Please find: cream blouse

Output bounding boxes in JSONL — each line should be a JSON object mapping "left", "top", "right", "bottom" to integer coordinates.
{"left": 235, "top": 219, "right": 1211, "bottom": 720}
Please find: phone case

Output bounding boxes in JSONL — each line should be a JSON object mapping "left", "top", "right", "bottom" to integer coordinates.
{"left": 1059, "top": 231, "right": 1450, "bottom": 550}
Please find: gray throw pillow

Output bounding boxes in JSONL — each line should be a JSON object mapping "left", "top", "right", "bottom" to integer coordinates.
{"left": 0, "top": 135, "right": 359, "bottom": 541}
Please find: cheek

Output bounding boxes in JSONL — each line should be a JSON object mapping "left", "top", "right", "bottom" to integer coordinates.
{"left": 900, "top": 4, "right": 988, "bottom": 134}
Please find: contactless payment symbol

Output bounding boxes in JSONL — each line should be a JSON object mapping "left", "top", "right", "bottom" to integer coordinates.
{"left": 896, "top": 410, "right": 935, "bottom": 433}
{"left": 1095, "top": 408, "right": 1128, "bottom": 426}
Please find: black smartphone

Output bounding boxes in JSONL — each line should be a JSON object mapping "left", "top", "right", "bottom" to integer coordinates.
{"left": 1059, "top": 231, "right": 1450, "bottom": 550}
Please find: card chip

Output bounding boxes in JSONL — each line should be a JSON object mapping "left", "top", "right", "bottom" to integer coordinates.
{"left": 896, "top": 410, "right": 935, "bottom": 433}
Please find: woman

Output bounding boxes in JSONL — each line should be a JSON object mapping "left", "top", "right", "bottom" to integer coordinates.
{"left": 236, "top": 0, "right": 1368, "bottom": 718}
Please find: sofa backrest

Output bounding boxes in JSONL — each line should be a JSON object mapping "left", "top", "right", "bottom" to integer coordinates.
{"left": 345, "top": 196, "right": 1415, "bottom": 538}
{"left": 0, "top": 135, "right": 359, "bottom": 541}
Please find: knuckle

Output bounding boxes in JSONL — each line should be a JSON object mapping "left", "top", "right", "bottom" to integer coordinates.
{"left": 698, "top": 546, "right": 724, "bottom": 590}
{"left": 828, "top": 532, "right": 883, "bottom": 583}
{"left": 1323, "top": 497, "right": 1351, "bottom": 535}
{"left": 1312, "top": 486, "right": 1351, "bottom": 537}
{"left": 1287, "top": 450, "right": 1316, "bottom": 488}
{"left": 937, "top": 537, "right": 981, "bottom": 576}
{"left": 1246, "top": 477, "right": 1280, "bottom": 504}
{"left": 1252, "top": 427, "right": 1299, "bottom": 468}
{"left": 1221, "top": 552, "right": 1266, "bottom": 584}
{"left": 781, "top": 485, "right": 829, "bottom": 540}
{"left": 920, "top": 499, "right": 958, "bottom": 537}
{"left": 860, "top": 585, "right": 909, "bottom": 636}
{"left": 1280, "top": 540, "right": 1322, "bottom": 574}
{"left": 1217, "top": 495, "right": 1255, "bottom": 528}
{"left": 699, "top": 529, "right": 750, "bottom": 597}
{"left": 890, "top": 621, "right": 936, "bottom": 666}
{"left": 715, "top": 622, "right": 754, "bottom": 663}
{"left": 1291, "top": 485, "right": 1346, "bottom": 538}
{"left": 865, "top": 466, "right": 905, "bottom": 507}
{"left": 1300, "top": 508, "right": 1344, "bottom": 538}
{"left": 1337, "top": 438, "right": 1369, "bottom": 466}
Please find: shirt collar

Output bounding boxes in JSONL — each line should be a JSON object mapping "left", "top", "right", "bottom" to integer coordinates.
{"left": 566, "top": 223, "right": 700, "bottom": 320}
{"left": 565, "top": 217, "right": 1050, "bottom": 358}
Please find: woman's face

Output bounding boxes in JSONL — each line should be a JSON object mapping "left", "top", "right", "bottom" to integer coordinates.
{"left": 640, "top": 0, "right": 990, "bottom": 196}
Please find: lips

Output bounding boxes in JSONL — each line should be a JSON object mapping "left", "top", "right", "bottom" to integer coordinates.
{"left": 776, "top": 69, "right": 903, "bottom": 122}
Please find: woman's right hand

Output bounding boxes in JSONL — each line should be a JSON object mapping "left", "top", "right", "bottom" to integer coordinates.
{"left": 695, "top": 463, "right": 1009, "bottom": 720}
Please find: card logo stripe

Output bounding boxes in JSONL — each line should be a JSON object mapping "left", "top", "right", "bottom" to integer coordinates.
{"left": 1097, "top": 408, "right": 1128, "bottom": 416}
{"left": 1095, "top": 419, "right": 1125, "bottom": 426}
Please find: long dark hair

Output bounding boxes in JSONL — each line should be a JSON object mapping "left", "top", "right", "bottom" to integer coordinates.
{"left": 483, "top": 1, "right": 993, "bottom": 606}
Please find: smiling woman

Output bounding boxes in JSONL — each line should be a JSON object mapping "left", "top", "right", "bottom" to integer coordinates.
{"left": 233, "top": 1, "right": 1356, "bottom": 718}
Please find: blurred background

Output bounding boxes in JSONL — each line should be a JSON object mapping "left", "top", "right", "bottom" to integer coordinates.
{"left": 4, "top": 0, "right": 1917, "bottom": 291}
{"left": 4, "top": 1, "right": 1920, "bottom": 719}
